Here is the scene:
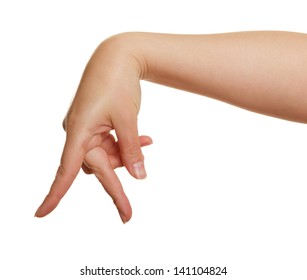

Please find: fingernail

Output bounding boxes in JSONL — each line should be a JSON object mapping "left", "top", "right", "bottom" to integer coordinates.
{"left": 119, "top": 212, "right": 127, "bottom": 224}
{"left": 132, "top": 161, "right": 146, "bottom": 179}
{"left": 34, "top": 205, "right": 42, "bottom": 217}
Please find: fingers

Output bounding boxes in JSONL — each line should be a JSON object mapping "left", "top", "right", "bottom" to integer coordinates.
{"left": 113, "top": 115, "right": 147, "bottom": 180}
{"left": 85, "top": 147, "right": 132, "bottom": 223}
{"left": 35, "top": 134, "right": 86, "bottom": 217}
{"left": 82, "top": 135, "right": 153, "bottom": 174}
{"left": 81, "top": 135, "right": 153, "bottom": 222}
{"left": 35, "top": 120, "right": 152, "bottom": 220}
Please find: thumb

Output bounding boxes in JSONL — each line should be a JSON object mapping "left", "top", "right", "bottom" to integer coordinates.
{"left": 35, "top": 134, "right": 85, "bottom": 217}
{"left": 113, "top": 114, "right": 147, "bottom": 179}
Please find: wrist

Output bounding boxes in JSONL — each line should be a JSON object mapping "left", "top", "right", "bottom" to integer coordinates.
{"left": 95, "top": 32, "right": 148, "bottom": 81}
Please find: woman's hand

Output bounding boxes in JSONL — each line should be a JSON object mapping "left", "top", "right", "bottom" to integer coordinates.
{"left": 35, "top": 34, "right": 151, "bottom": 223}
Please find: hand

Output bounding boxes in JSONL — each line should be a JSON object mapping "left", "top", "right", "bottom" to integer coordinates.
{"left": 35, "top": 34, "right": 151, "bottom": 223}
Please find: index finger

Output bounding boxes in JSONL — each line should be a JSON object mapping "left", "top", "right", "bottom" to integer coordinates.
{"left": 34, "top": 135, "right": 85, "bottom": 217}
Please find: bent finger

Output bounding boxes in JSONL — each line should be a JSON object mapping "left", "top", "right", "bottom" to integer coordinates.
{"left": 109, "top": 135, "right": 153, "bottom": 169}
{"left": 113, "top": 115, "right": 147, "bottom": 179}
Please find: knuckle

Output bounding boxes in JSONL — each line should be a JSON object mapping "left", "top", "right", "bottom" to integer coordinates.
{"left": 62, "top": 107, "right": 75, "bottom": 132}
{"left": 56, "top": 164, "right": 74, "bottom": 179}
{"left": 62, "top": 119, "right": 66, "bottom": 131}
{"left": 64, "top": 116, "right": 74, "bottom": 133}
{"left": 125, "top": 142, "right": 143, "bottom": 162}
{"left": 56, "top": 165, "right": 65, "bottom": 177}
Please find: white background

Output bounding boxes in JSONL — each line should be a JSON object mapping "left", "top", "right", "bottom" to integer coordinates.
{"left": 1, "top": 0, "right": 307, "bottom": 279}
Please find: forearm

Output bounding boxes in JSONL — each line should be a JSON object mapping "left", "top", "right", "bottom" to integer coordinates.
{"left": 123, "top": 31, "right": 307, "bottom": 123}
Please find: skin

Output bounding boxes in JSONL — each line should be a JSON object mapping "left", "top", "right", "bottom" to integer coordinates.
{"left": 35, "top": 31, "right": 307, "bottom": 223}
